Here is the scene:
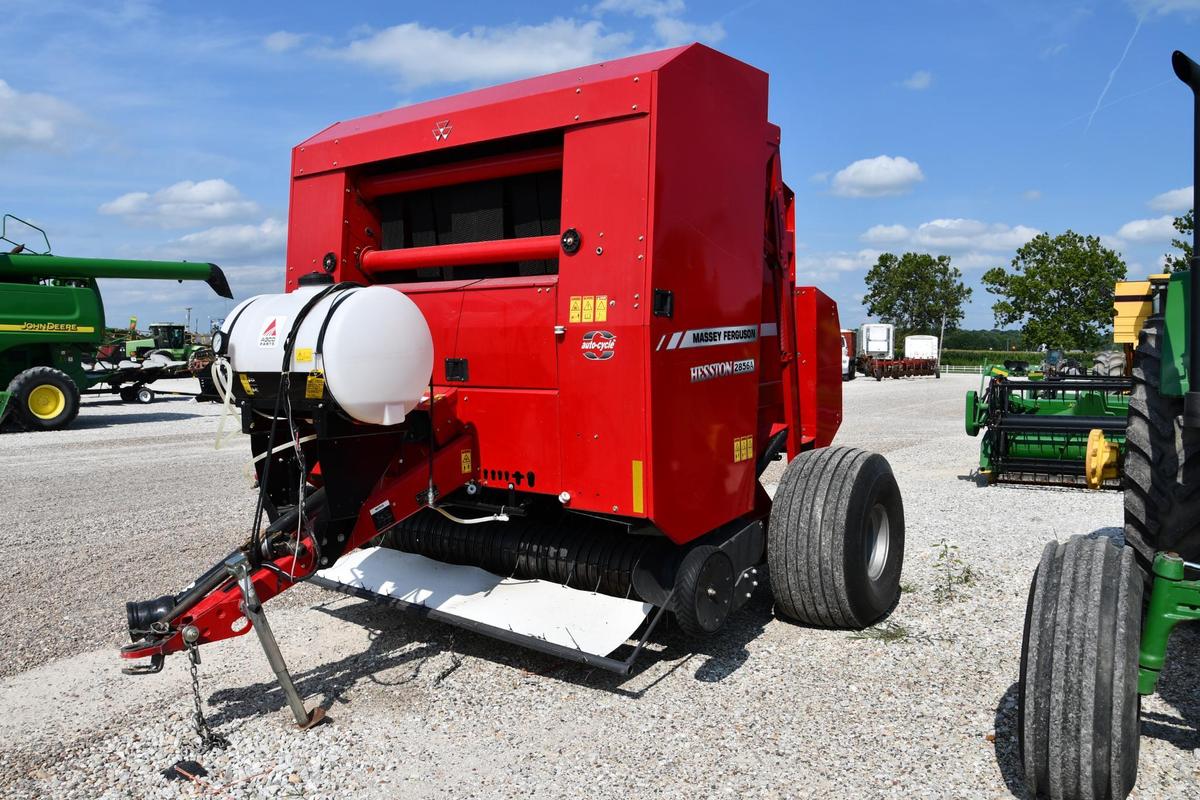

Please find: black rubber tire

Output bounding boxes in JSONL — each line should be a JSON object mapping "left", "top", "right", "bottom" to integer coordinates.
{"left": 135, "top": 386, "right": 155, "bottom": 404}
{"left": 672, "top": 545, "right": 735, "bottom": 638}
{"left": 1018, "top": 536, "right": 1142, "bottom": 800}
{"left": 119, "top": 386, "right": 137, "bottom": 402}
{"left": 1092, "top": 350, "right": 1125, "bottom": 377}
{"left": 6, "top": 366, "right": 81, "bottom": 431}
{"left": 873, "top": 367, "right": 882, "bottom": 381}
{"left": 767, "top": 447, "right": 905, "bottom": 628}
{"left": 1123, "top": 313, "right": 1200, "bottom": 568}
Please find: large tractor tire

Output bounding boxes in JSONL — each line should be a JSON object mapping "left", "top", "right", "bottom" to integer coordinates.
{"left": 1123, "top": 313, "right": 1200, "bottom": 567}
{"left": 1092, "top": 350, "right": 1126, "bottom": 377}
{"left": 1019, "top": 536, "right": 1142, "bottom": 800}
{"left": 6, "top": 367, "right": 81, "bottom": 431}
{"left": 767, "top": 447, "right": 904, "bottom": 628}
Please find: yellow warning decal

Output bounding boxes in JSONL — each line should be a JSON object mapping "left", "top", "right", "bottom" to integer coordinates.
{"left": 239, "top": 374, "right": 256, "bottom": 396}
{"left": 304, "top": 371, "right": 325, "bottom": 399}
{"left": 461, "top": 449, "right": 473, "bottom": 474}
{"left": 582, "top": 296, "right": 595, "bottom": 323}
{"left": 569, "top": 296, "right": 582, "bottom": 323}
{"left": 0, "top": 322, "right": 95, "bottom": 333}
{"left": 294, "top": 347, "right": 313, "bottom": 364}
{"left": 595, "top": 295, "right": 608, "bottom": 323}
{"left": 632, "top": 460, "right": 644, "bottom": 514}
{"left": 734, "top": 435, "right": 754, "bottom": 463}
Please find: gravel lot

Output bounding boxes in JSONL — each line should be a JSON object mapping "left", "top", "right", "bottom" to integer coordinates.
{"left": 0, "top": 374, "right": 1196, "bottom": 799}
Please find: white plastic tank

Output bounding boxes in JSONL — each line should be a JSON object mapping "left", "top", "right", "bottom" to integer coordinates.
{"left": 903, "top": 335, "right": 939, "bottom": 360}
{"left": 221, "top": 285, "right": 433, "bottom": 426}
{"left": 857, "top": 323, "right": 894, "bottom": 360}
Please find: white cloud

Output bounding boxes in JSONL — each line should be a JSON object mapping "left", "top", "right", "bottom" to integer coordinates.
{"left": 795, "top": 249, "right": 881, "bottom": 282}
{"left": 1023, "top": 189, "right": 1042, "bottom": 201}
{"left": 1041, "top": 43, "right": 1068, "bottom": 59}
{"left": 592, "top": 0, "right": 724, "bottom": 44}
{"left": 901, "top": 70, "right": 932, "bottom": 90}
{"left": 1117, "top": 215, "right": 1178, "bottom": 241}
{"left": 909, "top": 218, "right": 1040, "bottom": 251}
{"left": 0, "top": 79, "right": 84, "bottom": 153}
{"left": 99, "top": 179, "right": 260, "bottom": 228}
{"left": 830, "top": 155, "right": 925, "bottom": 198}
{"left": 264, "top": 31, "right": 304, "bottom": 53}
{"left": 859, "top": 218, "right": 1040, "bottom": 266}
{"left": 151, "top": 218, "right": 287, "bottom": 262}
{"left": 336, "top": 20, "right": 634, "bottom": 89}
{"left": 1148, "top": 186, "right": 1193, "bottom": 213}
{"left": 861, "top": 224, "right": 910, "bottom": 244}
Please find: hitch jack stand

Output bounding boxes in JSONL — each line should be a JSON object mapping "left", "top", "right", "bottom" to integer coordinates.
{"left": 225, "top": 553, "right": 325, "bottom": 729}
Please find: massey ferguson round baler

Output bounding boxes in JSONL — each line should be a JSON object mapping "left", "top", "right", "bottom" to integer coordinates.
{"left": 121, "top": 44, "right": 906, "bottom": 727}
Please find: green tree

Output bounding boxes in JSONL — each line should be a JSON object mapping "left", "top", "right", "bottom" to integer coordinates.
{"left": 982, "top": 231, "right": 1125, "bottom": 350}
{"left": 862, "top": 252, "right": 971, "bottom": 336}
{"left": 1165, "top": 209, "right": 1194, "bottom": 271}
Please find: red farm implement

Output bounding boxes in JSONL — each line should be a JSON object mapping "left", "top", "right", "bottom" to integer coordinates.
{"left": 120, "top": 45, "right": 906, "bottom": 728}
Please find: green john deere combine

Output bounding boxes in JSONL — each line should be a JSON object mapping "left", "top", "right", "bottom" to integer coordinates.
{"left": 1017, "top": 50, "right": 1200, "bottom": 800}
{"left": 0, "top": 216, "right": 232, "bottom": 431}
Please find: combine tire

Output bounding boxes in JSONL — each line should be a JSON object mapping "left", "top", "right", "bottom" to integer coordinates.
{"left": 1018, "top": 536, "right": 1141, "bottom": 800}
{"left": 767, "top": 447, "right": 904, "bottom": 628}
{"left": 6, "top": 367, "right": 81, "bottom": 431}
{"left": 672, "top": 545, "right": 735, "bottom": 638}
{"left": 1092, "top": 350, "right": 1125, "bottom": 377}
{"left": 1123, "top": 313, "right": 1200, "bottom": 567}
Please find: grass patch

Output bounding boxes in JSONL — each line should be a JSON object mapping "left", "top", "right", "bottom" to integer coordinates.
{"left": 849, "top": 621, "right": 917, "bottom": 644}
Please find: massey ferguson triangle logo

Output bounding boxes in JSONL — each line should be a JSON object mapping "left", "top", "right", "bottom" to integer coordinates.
{"left": 581, "top": 330, "right": 616, "bottom": 360}
{"left": 432, "top": 120, "right": 452, "bottom": 141}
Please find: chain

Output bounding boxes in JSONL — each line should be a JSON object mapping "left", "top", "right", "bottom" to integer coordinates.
{"left": 185, "top": 639, "right": 229, "bottom": 752}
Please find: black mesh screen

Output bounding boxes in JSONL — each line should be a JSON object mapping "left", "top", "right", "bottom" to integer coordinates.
{"left": 376, "top": 170, "right": 561, "bottom": 281}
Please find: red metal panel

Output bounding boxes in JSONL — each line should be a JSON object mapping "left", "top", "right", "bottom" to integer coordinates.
{"left": 453, "top": 278, "right": 558, "bottom": 389}
{"left": 795, "top": 287, "right": 843, "bottom": 448}
{"left": 452, "top": 388, "right": 561, "bottom": 494}
{"left": 294, "top": 76, "right": 652, "bottom": 178}
{"left": 555, "top": 115, "right": 651, "bottom": 518}
{"left": 643, "top": 47, "right": 771, "bottom": 543}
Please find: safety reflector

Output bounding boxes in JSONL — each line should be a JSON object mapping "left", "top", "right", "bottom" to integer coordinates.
{"left": 315, "top": 547, "right": 653, "bottom": 658}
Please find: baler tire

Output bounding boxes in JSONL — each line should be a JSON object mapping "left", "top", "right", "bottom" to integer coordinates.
{"left": 767, "top": 447, "right": 904, "bottom": 629}
{"left": 1123, "top": 313, "right": 1200, "bottom": 568}
{"left": 7, "top": 367, "right": 81, "bottom": 432}
{"left": 672, "top": 545, "right": 735, "bottom": 638}
{"left": 873, "top": 367, "right": 882, "bottom": 381}
{"left": 1018, "top": 536, "right": 1141, "bottom": 800}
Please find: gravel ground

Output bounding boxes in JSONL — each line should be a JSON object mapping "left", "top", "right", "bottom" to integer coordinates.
{"left": 0, "top": 374, "right": 1196, "bottom": 799}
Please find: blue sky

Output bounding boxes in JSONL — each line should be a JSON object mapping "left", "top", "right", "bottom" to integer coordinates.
{"left": 1, "top": 0, "right": 1197, "bottom": 332}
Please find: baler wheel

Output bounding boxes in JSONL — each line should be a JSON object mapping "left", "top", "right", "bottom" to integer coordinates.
{"left": 873, "top": 366, "right": 882, "bottom": 381}
{"left": 1123, "top": 313, "right": 1200, "bottom": 567}
{"left": 1018, "top": 536, "right": 1141, "bottom": 800}
{"left": 672, "top": 545, "right": 735, "bottom": 638}
{"left": 767, "top": 447, "right": 904, "bottom": 628}
{"left": 6, "top": 366, "right": 81, "bottom": 431}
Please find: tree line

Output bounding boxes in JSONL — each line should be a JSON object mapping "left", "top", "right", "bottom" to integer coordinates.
{"left": 861, "top": 209, "right": 1193, "bottom": 350}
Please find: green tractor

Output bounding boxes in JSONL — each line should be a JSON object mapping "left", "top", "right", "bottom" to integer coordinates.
{"left": 1017, "top": 50, "right": 1200, "bottom": 799}
{"left": 0, "top": 216, "right": 232, "bottom": 431}
{"left": 123, "top": 322, "right": 213, "bottom": 371}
